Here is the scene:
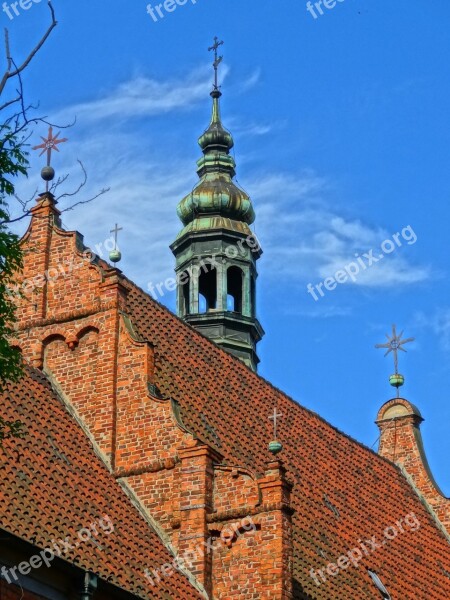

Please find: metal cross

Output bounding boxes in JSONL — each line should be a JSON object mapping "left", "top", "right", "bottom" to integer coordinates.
{"left": 375, "top": 324, "right": 414, "bottom": 374}
{"left": 110, "top": 223, "right": 123, "bottom": 250}
{"left": 269, "top": 407, "right": 282, "bottom": 440}
{"left": 32, "top": 126, "right": 68, "bottom": 167}
{"left": 208, "top": 36, "right": 224, "bottom": 90}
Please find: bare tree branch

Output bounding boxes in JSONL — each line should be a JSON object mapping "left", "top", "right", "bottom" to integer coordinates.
{"left": 0, "top": 96, "right": 20, "bottom": 113}
{"left": 55, "top": 159, "right": 110, "bottom": 207}
{"left": 14, "top": 186, "right": 38, "bottom": 212}
{"left": 1, "top": 211, "right": 42, "bottom": 226}
{"left": 52, "top": 159, "right": 86, "bottom": 197}
{"left": 60, "top": 189, "right": 110, "bottom": 214}
{"left": 3, "top": 160, "right": 110, "bottom": 226}
{"left": 0, "top": 2, "right": 57, "bottom": 98}
{"left": 50, "top": 172, "right": 70, "bottom": 192}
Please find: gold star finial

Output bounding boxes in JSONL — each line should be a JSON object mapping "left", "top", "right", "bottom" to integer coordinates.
{"left": 33, "top": 126, "right": 68, "bottom": 167}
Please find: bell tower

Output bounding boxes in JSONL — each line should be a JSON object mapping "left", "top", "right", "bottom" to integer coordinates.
{"left": 170, "top": 39, "right": 264, "bottom": 371}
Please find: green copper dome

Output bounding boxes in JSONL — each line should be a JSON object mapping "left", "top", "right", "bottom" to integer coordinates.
{"left": 177, "top": 90, "right": 255, "bottom": 227}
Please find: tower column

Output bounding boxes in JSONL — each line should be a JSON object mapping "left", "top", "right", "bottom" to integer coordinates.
{"left": 216, "top": 259, "right": 226, "bottom": 312}
{"left": 190, "top": 266, "right": 199, "bottom": 314}
{"left": 242, "top": 266, "right": 252, "bottom": 318}
{"left": 177, "top": 278, "right": 184, "bottom": 317}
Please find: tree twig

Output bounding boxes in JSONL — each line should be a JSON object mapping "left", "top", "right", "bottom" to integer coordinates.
{"left": 2, "top": 160, "right": 110, "bottom": 226}
{"left": 0, "top": 1, "right": 57, "bottom": 97}
{"left": 0, "top": 96, "right": 20, "bottom": 112}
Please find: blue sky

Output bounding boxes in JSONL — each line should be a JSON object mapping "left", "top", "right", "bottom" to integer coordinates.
{"left": 4, "top": 0, "right": 450, "bottom": 491}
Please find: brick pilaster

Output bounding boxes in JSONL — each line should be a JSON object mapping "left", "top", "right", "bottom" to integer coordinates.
{"left": 19, "top": 193, "right": 60, "bottom": 323}
{"left": 258, "top": 460, "right": 294, "bottom": 600}
{"left": 177, "top": 443, "right": 221, "bottom": 595}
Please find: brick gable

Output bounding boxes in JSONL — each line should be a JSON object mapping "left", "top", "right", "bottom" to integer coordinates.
{"left": 377, "top": 398, "right": 450, "bottom": 531}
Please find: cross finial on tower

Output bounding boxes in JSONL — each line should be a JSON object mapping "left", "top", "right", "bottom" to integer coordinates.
{"left": 208, "top": 36, "right": 224, "bottom": 91}
{"left": 375, "top": 324, "right": 415, "bottom": 396}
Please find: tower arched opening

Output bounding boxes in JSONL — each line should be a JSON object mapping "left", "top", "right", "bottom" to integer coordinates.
{"left": 199, "top": 265, "right": 217, "bottom": 313}
{"left": 227, "top": 266, "right": 244, "bottom": 313}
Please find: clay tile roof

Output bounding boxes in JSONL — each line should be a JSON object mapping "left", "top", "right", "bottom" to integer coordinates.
{"left": 0, "top": 366, "right": 203, "bottom": 600}
{"left": 124, "top": 278, "right": 450, "bottom": 599}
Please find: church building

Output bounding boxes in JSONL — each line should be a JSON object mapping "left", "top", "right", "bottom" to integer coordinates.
{"left": 1, "top": 45, "right": 449, "bottom": 600}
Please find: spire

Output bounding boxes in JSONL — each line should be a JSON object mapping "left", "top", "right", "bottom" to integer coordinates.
{"left": 197, "top": 38, "right": 234, "bottom": 157}
{"left": 176, "top": 39, "right": 255, "bottom": 229}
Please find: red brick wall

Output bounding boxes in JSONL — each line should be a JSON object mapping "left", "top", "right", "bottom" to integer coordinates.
{"left": 213, "top": 468, "right": 260, "bottom": 513}
{"left": 114, "top": 320, "right": 183, "bottom": 470}
{"left": 127, "top": 467, "right": 181, "bottom": 539}
{"left": 20, "top": 311, "right": 119, "bottom": 463}
{"left": 209, "top": 461, "right": 293, "bottom": 599}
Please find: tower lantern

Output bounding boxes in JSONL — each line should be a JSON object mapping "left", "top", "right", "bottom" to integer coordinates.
{"left": 170, "top": 38, "right": 264, "bottom": 371}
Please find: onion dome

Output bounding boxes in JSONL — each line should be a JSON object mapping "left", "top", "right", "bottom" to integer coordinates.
{"left": 177, "top": 89, "right": 255, "bottom": 227}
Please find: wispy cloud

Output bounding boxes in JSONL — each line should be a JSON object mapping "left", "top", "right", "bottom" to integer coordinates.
{"left": 252, "top": 172, "right": 431, "bottom": 289}
{"left": 12, "top": 125, "right": 189, "bottom": 293}
{"left": 53, "top": 65, "right": 228, "bottom": 124}
{"left": 236, "top": 68, "right": 262, "bottom": 93}
{"left": 414, "top": 309, "right": 450, "bottom": 352}
{"left": 283, "top": 305, "right": 353, "bottom": 318}
{"left": 52, "top": 64, "right": 263, "bottom": 126}
{"left": 228, "top": 119, "right": 275, "bottom": 137}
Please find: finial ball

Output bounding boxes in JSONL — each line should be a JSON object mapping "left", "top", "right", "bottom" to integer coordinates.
{"left": 268, "top": 440, "right": 283, "bottom": 455}
{"left": 389, "top": 373, "right": 405, "bottom": 388}
{"left": 109, "top": 249, "right": 122, "bottom": 264}
{"left": 41, "top": 166, "right": 55, "bottom": 182}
